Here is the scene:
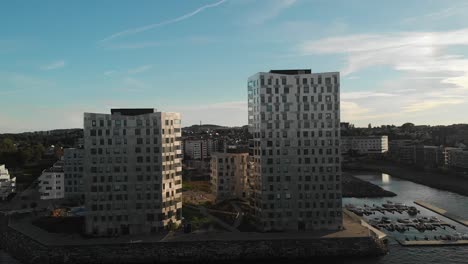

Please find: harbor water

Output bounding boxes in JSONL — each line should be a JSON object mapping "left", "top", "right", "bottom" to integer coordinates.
{"left": 343, "top": 172, "right": 468, "bottom": 264}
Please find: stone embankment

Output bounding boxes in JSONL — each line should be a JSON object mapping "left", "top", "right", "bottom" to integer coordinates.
{"left": 342, "top": 173, "right": 396, "bottom": 198}
{"left": 0, "top": 211, "right": 388, "bottom": 264}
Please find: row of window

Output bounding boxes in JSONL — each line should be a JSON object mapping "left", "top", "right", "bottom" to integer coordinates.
{"left": 90, "top": 118, "right": 181, "bottom": 128}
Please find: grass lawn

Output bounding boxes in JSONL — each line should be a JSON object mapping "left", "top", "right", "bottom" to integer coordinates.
{"left": 182, "top": 181, "right": 211, "bottom": 193}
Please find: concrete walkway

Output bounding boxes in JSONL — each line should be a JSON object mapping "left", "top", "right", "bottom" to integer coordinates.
{"left": 397, "top": 239, "right": 468, "bottom": 247}
{"left": 414, "top": 200, "right": 468, "bottom": 227}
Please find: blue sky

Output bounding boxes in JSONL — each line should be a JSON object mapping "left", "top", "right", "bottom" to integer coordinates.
{"left": 1, "top": 0, "right": 468, "bottom": 132}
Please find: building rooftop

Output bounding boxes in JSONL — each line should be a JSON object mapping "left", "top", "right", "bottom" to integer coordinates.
{"left": 111, "top": 108, "right": 155, "bottom": 116}
{"left": 269, "top": 69, "right": 312, "bottom": 75}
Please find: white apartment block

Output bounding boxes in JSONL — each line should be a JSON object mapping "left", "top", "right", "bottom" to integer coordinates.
{"left": 211, "top": 148, "right": 249, "bottom": 201}
{"left": 342, "top": 135, "right": 388, "bottom": 155}
{"left": 184, "top": 139, "right": 208, "bottom": 160}
{"left": 63, "top": 148, "right": 84, "bottom": 200}
{"left": 0, "top": 165, "right": 15, "bottom": 201}
{"left": 38, "top": 161, "right": 65, "bottom": 200}
{"left": 83, "top": 109, "right": 182, "bottom": 236}
{"left": 248, "top": 69, "right": 342, "bottom": 232}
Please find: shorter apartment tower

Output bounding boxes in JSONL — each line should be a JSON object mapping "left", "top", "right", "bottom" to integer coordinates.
{"left": 83, "top": 109, "right": 182, "bottom": 236}
{"left": 184, "top": 139, "right": 208, "bottom": 160}
{"left": 211, "top": 146, "right": 249, "bottom": 201}
{"left": 0, "top": 165, "right": 15, "bottom": 200}
{"left": 63, "top": 148, "right": 84, "bottom": 200}
{"left": 38, "top": 161, "right": 65, "bottom": 200}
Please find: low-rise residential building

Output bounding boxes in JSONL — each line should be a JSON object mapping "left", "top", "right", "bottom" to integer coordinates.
{"left": 184, "top": 139, "right": 208, "bottom": 160}
{"left": 447, "top": 149, "right": 468, "bottom": 169}
{"left": 389, "top": 140, "right": 414, "bottom": 157}
{"left": 415, "top": 146, "right": 440, "bottom": 168}
{"left": 341, "top": 135, "right": 388, "bottom": 155}
{"left": 183, "top": 139, "right": 225, "bottom": 160}
{"left": 398, "top": 145, "right": 417, "bottom": 164}
{"left": 0, "top": 164, "right": 16, "bottom": 201}
{"left": 38, "top": 161, "right": 65, "bottom": 200}
{"left": 63, "top": 148, "right": 84, "bottom": 200}
{"left": 211, "top": 146, "right": 249, "bottom": 201}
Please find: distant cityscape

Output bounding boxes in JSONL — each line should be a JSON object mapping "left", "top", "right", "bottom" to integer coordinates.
{"left": 0, "top": 70, "right": 467, "bottom": 263}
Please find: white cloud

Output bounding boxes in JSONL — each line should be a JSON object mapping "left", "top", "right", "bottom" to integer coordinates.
{"left": 40, "top": 60, "right": 65, "bottom": 70}
{"left": 127, "top": 65, "right": 153, "bottom": 74}
{"left": 100, "top": 0, "right": 227, "bottom": 43}
{"left": 299, "top": 28, "right": 468, "bottom": 77}
{"left": 299, "top": 28, "right": 468, "bottom": 126}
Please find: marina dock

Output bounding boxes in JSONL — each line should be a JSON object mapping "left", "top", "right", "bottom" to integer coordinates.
{"left": 397, "top": 239, "right": 468, "bottom": 247}
{"left": 414, "top": 200, "right": 468, "bottom": 227}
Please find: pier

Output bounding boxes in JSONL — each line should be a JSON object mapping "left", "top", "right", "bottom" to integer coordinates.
{"left": 397, "top": 239, "right": 468, "bottom": 247}
{"left": 414, "top": 200, "right": 468, "bottom": 227}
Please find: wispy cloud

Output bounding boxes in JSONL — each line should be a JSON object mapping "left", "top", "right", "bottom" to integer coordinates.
{"left": 401, "top": 3, "right": 468, "bottom": 24}
{"left": 114, "top": 77, "right": 149, "bottom": 92}
{"left": 104, "top": 70, "right": 116, "bottom": 76}
{"left": 402, "top": 99, "right": 464, "bottom": 113}
{"left": 342, "top": 91, "right": 397, "bottom": 100}
{"left": 300, "top": 28, "right": 468, "bottom": 125}
{"left": 41, "top": 60, "right": 65, "bottom": 70}
{"left": 100, "top": 0, "right": 227, "bottom": 43}
{"left": 105, "top": 41, "right": 161, "bottom": 50}
{"left": 299, "top": 28, "right": 468, "bottom": 76}
{"left": 127, "top": 65, "right": 153, "bottom": 74}
{"left": 242, "top": 0, "right": 297, "bottom": 25}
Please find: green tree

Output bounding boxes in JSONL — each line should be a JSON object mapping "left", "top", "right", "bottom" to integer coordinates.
{"left": 0, "top": 138, "right": 15, "bottom": 152}
{"left": 32, "top": 144, "right": 45, "bottom": 161}
{"left": 401, "top": 122, "right": 415, "bottom": 132}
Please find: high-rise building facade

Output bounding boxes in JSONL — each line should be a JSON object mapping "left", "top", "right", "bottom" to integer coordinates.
{"left": 63, "top": 148, "right": 84, "bottom": 200}
{"left": 83, "top": 109, "right": 182, "bottom": 236}
{"left": 247, "top": 69, "right": 342, "bottom": 231}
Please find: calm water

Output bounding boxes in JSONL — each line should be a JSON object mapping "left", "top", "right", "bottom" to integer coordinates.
{"left": 2, "top": 172, "right": 468, "bottom": 263}
{"left": 343, "top": 172, "right": 468, "bottom": 264}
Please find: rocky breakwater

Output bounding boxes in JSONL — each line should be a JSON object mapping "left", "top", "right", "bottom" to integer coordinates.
{"left": 0, "top": 211, "right": 388, "bottom": 263}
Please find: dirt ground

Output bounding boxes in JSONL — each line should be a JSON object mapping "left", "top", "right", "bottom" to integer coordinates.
{"left": 182, "top": 181, "right": 215, "bottom": 205}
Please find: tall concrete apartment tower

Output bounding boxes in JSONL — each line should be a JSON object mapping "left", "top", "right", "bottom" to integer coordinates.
{"left": 247, "top": 69, "right": 342, "bottom": 231}
{"left": 83, "top": 109, "right": 182, "bottom": 236}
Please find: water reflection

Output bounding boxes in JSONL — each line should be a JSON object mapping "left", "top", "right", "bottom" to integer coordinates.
{"left": 382, "top": 173, "right": 390, "bottom": 184}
